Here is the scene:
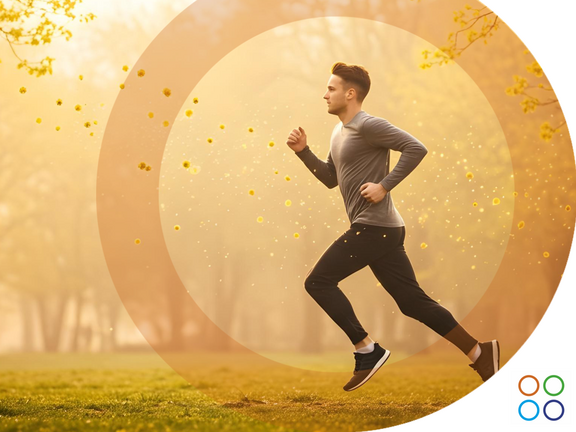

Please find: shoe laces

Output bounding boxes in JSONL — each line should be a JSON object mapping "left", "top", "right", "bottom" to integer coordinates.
{"left": 353, "top": 352, "right": 363, "bottom": 372}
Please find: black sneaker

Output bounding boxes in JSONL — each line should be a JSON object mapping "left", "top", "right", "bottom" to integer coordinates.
{"left": 469, "top": 340, "right": 500, "bottom": 382}
{"left": 343, "top": 343, "right": 391, "bottom": 392}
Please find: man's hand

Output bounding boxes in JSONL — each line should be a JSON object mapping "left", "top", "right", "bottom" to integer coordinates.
{"left": 286, "top": 126, "right": 307, "bottom": 153}
{"left": 360, "top": 182, "right": 388, "bottom": 204}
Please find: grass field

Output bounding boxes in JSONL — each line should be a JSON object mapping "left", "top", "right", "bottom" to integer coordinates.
{"left": 0, "top": 350, "right": 507, "bottom": 432}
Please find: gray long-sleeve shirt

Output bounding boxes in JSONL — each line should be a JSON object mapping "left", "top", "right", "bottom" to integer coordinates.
{"left": 295, "top": 110, "right": 428, "bottom": 227}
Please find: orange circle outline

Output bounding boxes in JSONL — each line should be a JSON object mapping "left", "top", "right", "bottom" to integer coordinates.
{"left": 518, "top": 375, "right": 540, "bottom": 396}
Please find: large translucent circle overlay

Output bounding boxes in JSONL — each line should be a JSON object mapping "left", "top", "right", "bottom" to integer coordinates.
{"left": 161, "top": 17, "right": 512, "bottom": 371}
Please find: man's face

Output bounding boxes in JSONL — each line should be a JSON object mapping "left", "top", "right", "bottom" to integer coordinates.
{"left": 323, "top": 74, "right": 353, "bottom": 115}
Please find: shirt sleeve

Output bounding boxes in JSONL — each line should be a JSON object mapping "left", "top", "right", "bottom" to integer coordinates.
{"left": 361, "top": 116, "right": 428, "bottom": 192}
{"left": 295, "top": 145, "right": 338, "bottom": 189}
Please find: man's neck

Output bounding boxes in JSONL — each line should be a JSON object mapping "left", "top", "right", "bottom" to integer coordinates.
{"left": 339, "top": 107, "right": 363, "bottom": 126}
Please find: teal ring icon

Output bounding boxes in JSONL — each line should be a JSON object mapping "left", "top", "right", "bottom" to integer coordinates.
{"left": 518, "top": 400, "right": 539, "bottom": 421}
{"left": 543, "top": 375, "right": 564, "bottom": 396}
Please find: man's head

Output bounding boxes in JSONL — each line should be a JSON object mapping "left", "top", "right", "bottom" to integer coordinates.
{"left": 324, "top": 62, "right": 371, "bottom": 115}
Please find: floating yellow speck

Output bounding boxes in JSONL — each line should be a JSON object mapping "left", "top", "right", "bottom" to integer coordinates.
{"left": 185, "top": 109, "right": 193, "bottom": 117}
{"left": 55, "top": 126, "right": 61, "bottom": 131}
{"left": 269, "top": 141, "right": 275, "bottom": 147}
{"left": 285, "top": 200, "right": 291, "bottom": 206}
{"left": 285, "top": 175, "right": 291, "bottom": 181}
{"left": 119, "top": 83, "right": 125, "bottom": 89}
{"left": 75, "top": 104, "right": 82, "bottom": 111}
{"left": 248, "top": 127, "right": 254, "bottom": 133}
{"left": 249, "top": 189, "right": 255, "bottom": 196}
{"left": 163, "top": 120, "right": 169, "bottom": 127}
{"left": 356, "top": 231, "right": 361, "bottom": 235}
{"left": 138, "top": 162, "right": 147, "bottom": 170}
{"left": 174, "top": 225, "right": 181, "bottom": 231}
{"left": 93, "top": 120, "right": 98, "bottom": 125}
{"left": 513, "top": 191, "right": 518, "bottom": 197}
{"left": 36, "top": 118, "right": 42, "bottom": 124}
{"left": 566, "top": 205, "right": 571, "bottom": 212}
{"left": 182, "top": 160, "right": 191, "bottom": 169}
{"left": 145, "top": 166, "right": 151, "bottom": 171}
{"left": 207, "top": 138, "right": 213, "bottom": 143}
{"left": 274, "top": 170, "right": 279, "bottom": 174}
{"left": 219, "top": 124, "right": 225, "bottom": 129}
{"left": 189, "top": 166, "right": 201, "bottom": 175}
{"left": 420, "top": 242, "right": 427, "bottom": 249}
{"left": 122, "top": 65, "right": 129, "bottom": 72}
{"left": 79, "top": 75, "right": 83, "bottom": 80}
{"left": 148, "top": 112, "right": 154, "bottom": 119}
{"left": 137, "top": 69, "right": 145, "bottom": 77}
{"left": 518, "top": 221, "right": 525, "bottom": 229}
{"left": 19, "top": 87, "right": 26, "bottom": 94}
{"left": 473, "top": 202, "right": 478, "bottom": 207}
{"left": 493, "top": 198, "right": 500, "bottom": 205}
{"left": 134, "top": 238, "right": 141, "bottom": 245}
{"left": 543, "top": 251, "right": 549, "bottom": 258}
{"left": 471, "top": 265, "right": 476, "bottom": 270}
{"left": 466, "top": 172, "right": 473, "bottom": 179}
{"left": 56, "top": 99, "right": 63, "bottom": 106}
{"left": 84, "top": 122, "right": 91, "bottom": 128}
{"left": 89, "top": 132, "right": 94, "bottom": 137}
{"left": 162, "top": 88, "right": 171, "bottom": 97}
{"left": 193, "top": 97, "right": 199, "bottom": 104}
{"left": 257, "top": 216, "right": 264, "bottom": 223}
{"left": 524, "top": 192, "right": 529, "bottom": 197}
{"left": 294, "top": 233, "right": 300, "bottom": 238}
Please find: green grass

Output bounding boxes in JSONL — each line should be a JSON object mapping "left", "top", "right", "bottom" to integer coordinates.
{"left": 0, "top": 351, "right": 503, "bottom": 432}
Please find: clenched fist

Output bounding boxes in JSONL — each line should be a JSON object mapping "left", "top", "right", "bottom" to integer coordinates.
{"left": 360, "top": 182, "right": 388, "bottom": 204}
{"left": 286, "top": 126, "right": 307, "bottom": 153}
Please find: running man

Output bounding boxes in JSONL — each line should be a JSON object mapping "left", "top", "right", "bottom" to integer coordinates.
{"left": 285, "top": 62, "right": 499, "bottom": 392}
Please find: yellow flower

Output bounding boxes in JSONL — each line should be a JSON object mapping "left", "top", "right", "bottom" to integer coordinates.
{"left": 174, "top": 225, "right": 181, "bottom": 231}
{"left": 185, "top": 109, "right": 193, "bottom": 117}
{"left": 163, "top": 120, "right": 169, "bottom": 127}
{"left": 84, "top": 122, "right": 91, "bottom": 128}
{"left": 543, "top": 251, "right": 549, "bottom": 258}
{"left": 248, "top": 127, "right": 254, "bottom": 133}
{"left": 19, "top": 87, "right": 26, "bottom": 94}
{"left": 162, "top": 88, "right": 171, "bottom": 97}
{"left": 137, "top": 69, "right": 145, "bottom": 77}
{"left": 518, "top": 221, "right": 525, "bottom": 229}
{"left": 75, "top": 104, "right": 82, "bottom": 111}
{"left": 119, "top": 83, "right": 125, "bottom": 89}
{"left": 207, "top": 138, "right": 213, "bottom": 143}
{"left": 249, "top": 189, "right": 255, "bottom": 195}
{"left": 219, "top": 124, "right": 225, "bottom": 129}
{"left": 56, "top": 99, "right": 63, "bottom": 106}
{"left": 294, "top": 233, "right": 300, "bottom": 239}
{"left": 145, "top": 166, "right": 151, "bottom": 171}
{"left": 182, "top": 160, "right": 191, "bottom": 169}
{"left": 566, "top": 205, "right": 571, "bottom": 212}
{"left": 193, "top": 97, "right": 199, "bottom": 104}
{"left": 138, "top": 162, "right": 147, "bottom": 170}
{"left": 526, "top": 60, "right": 543, "bottom": 78}
{"left": 466, "top": 172, "right": 473, "bottom": 179}
{"left": 493, "top": 198, "right": 500, "bottom": 205}
{"left": 420, "top": 242, "right": 428, "bottom": 249}
{"left": 36, "top": 118, "right": 42, "bottom": 124}
{"left": 134, "top": 238, "right": 141, "bottom": 245}
{"left": 285, "top": 175, "right": 291, "bottom": 181}
{"left": 148, "top": 112, "right": 154, "bottom": 119}
{"left": 285, "top": 200, "right": 291, "bottom": 206}
{"left": 269, "top": 141, "right": 275, "bottom": 147}
{"left": 122, "top": 65, "right": 129, "bottom": 72}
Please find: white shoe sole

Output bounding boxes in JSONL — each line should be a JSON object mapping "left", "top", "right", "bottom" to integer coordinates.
{"left": 492, "top": 340, "right": 500, "bottom": 373}
{"left": 346, "top": 349, "right": 391, "bottom": 392}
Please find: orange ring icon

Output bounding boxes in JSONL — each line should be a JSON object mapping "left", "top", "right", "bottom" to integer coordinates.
{"left": 519, "top": 375, "right": 540, "bottom": 396}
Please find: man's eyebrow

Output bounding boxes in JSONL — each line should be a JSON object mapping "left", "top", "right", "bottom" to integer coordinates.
{"left": 327, "top": 86, "right": 335, "bottom": 89}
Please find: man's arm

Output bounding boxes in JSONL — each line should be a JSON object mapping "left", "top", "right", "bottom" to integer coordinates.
{"left": 361, "top": 116, "right": 428, "bottom": 192}
{"left": 295, "top": 145, "right": 338, "bottom": 189}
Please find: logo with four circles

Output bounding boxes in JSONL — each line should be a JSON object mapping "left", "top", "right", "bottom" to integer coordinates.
{"left": 518, "top": 375, "right": 565, "bottom": 421}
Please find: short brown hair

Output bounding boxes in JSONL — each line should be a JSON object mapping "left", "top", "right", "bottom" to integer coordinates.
{"left": 331, "top": 62, "right": 371, "bottom": 103}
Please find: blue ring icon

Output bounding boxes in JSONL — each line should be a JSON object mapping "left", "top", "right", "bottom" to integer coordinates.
{"left": 543, "top": 399, "right": 565, "bottom": 421}
{"left": 518, "top": 399, "right": 539, "bottom": 421}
